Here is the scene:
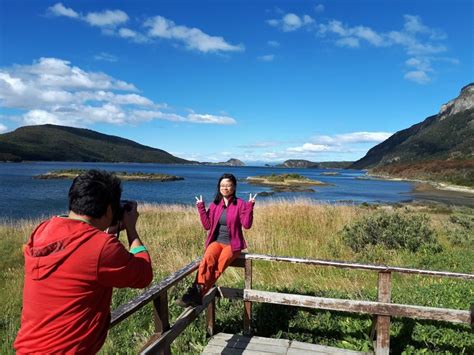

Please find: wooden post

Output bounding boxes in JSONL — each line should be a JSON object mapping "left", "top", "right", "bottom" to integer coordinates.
{"left": 244, "top": 259, "right": 253, "bottom": 334}
{"left": 153, "top": 291, "right": 170, "bottom": 355}
{"left": 206, "top": 297, "right": 216, "bottom": 336}
{"left": 376, "top": 272, "right": 391, "bottom": 355}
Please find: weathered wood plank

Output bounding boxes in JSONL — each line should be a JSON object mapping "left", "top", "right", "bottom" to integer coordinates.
{"left": 202, "top": 344, "right": 279, "bottom": 354}
{"left": 206, "top": 298, "right": 215, "bottom": 336}
{"left": 376, "top": 272, "right": 391, "bottom": 355}
{"left": 150, "top": 291, "right": 170, "bottom": 355}
{"left": 244, "top": 259, "right": 253, "bottom": 334}
{"left": 244, "top": 289, "right": 471, "bottom": 324}
{"left": 289, "top": 340, "right": 372, "bottom": 354}
{"left": 203, "top": 334, "right": 371, "bottom": 355}
{"left": 140, "top": 287, "right": 217, "bottom": 354}
{"left": 207, "top": 337, "right": 288, "bottom": 353}
{"left": 240, "top": 254, "right": 474, "bottom": 280}
{"left": 110, "top": 258, "right": 200, "bottom": 328}
{"left": 218, "top": 286, "right": 243, "bottom": 300}
{"left": 211, "top": 333, "right": 290, "bottom": 347}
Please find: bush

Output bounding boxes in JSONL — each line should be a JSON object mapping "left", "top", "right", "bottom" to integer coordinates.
{"left": 446, "top": 214, "right": 474, "bottom": 247}
{"left": 342, "top": 211, "right": 440, "bottom": 253}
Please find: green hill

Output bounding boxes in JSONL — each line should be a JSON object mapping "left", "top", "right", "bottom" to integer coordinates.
{"left": 351, "top": 83, "right": 474, "bottom": 186}
{"left": 0, "top": 124, "right": 193, "bottom": 164}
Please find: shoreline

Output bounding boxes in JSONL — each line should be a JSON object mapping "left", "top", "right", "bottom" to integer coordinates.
{"left": 365, "top": 172, "right": 474, "bottom": 207}
{"left": 365, "top": 172, "right": 474, "bottom": 194}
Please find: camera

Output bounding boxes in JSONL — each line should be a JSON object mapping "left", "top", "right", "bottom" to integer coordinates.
{"left": 118, "top": 200, "right": 133, "bottom": 220}
{"left": 112, "top": 200, "right": 133, "bottom": 224}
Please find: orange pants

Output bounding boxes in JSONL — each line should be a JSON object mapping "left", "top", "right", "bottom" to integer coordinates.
{"left": 197, "top": 242, "right": 240, "bottom": 295}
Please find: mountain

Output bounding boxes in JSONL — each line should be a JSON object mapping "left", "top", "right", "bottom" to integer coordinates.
{"left": 276, "top": 159, "right": 353, "bottom": 169}
{"left": 201, "top": 158, "right": 245, "bottom": 166}
{"left": 0, "top": 124, "right": 194, "bottom": 164}
{"left": 351, "top": 83, "right": 474, "bottom": 186}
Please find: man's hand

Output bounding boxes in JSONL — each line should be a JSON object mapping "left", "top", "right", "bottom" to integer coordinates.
{"left": 122, "top": 201, "right": 138, "bottom": 231}
{"left": 121, "top": 201, "right": 140, "bottom": 247}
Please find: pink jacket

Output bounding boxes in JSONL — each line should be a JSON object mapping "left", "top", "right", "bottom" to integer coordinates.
{"left": 197, "top": 197, "right": 254, "bottom": 252}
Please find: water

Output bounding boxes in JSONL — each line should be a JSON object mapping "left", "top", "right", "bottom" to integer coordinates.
{"left": 0, "top": 162, "right": 414, "bottom": 220}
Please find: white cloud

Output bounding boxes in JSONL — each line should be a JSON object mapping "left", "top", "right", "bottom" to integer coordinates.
{"left": 48, "top": 3, "right": 79, "bottom": 18}
{"left": 84, "top": 9, "right": 128, "bottom": 27}
{"left": 238, "top": 141, "right": 279, "bottom": 149}
{"left": 314, "top": 4, "right": 325, "bottom": 13}
{"left": 404, "top": 70, "right": 431, "bottom": 84}
{"left": 94, "top": 52, "right": 118, "bottom": 62}
{"left": 287, "top": 143, "right": 331, "bottom": 153}
{"left": 258, "top": 54, "right": 275, "bottom": 62}
{"left": 267, "top": 40, "right": 280, "bottom": 47}
{"left": 117, "top": 28, "right": 148, "bottom": 43}
{"left": 336, "top": 37, "right": 359, "bottom": 48}
{"left": 312, "top": 132, "right": 393, "bottom": 145}
{"left": 145, "top": 16, "right": 244, "bottom": 53}
{"left": 118, "top": 28, "right": 137, "bottom": 38}
{"left": 0, "top": 58, "right": 238, "bottom": 127}
{"left": 187, "top": 113, "right": 236, "bottom": 125}
{"left": 0, "top": 123, "right": 8, "bottom": 133}
{"left": 272, "top": 12, "right": 454, "bottom": 84}
{"left": 267, "top": 13, "right": 314, "bottom": 32}
{"left": 47, "top": 4, "right": 239, "bottom": 54}
{"left": 23, "top": 110, "right": 62, "bottom": 125}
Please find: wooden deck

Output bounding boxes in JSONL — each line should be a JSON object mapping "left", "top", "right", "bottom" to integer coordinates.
{"left": 202, "top": 333, "right": 373, "bottom": 355}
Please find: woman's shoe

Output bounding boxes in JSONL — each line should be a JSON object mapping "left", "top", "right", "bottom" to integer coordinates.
{"left": 176, "top": 284, "right": 202, "bottom": 307}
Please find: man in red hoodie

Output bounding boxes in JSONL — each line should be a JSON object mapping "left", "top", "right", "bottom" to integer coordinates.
{"left": 14, "top": 169, "right": 153, "bottom": 354}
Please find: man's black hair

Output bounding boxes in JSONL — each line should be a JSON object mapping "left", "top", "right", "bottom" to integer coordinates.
{"left": 68, "top": 169, "right": 122, "bottom": 219}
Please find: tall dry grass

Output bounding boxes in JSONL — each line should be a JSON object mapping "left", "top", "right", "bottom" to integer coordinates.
{"left": 1, "top": 200, "right": 472, "bottom": 354}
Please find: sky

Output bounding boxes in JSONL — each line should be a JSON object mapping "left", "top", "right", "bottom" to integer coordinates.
{"left": 0, "top": 0, "right": 473, "bottom": 165}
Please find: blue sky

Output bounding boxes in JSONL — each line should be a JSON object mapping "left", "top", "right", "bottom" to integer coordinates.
{"left": 0, "top": 0, "right": 472, "bottom": 164}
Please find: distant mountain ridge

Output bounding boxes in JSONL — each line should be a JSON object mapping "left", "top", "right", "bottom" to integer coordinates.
{"left": 276, "top": 159, "right": 353, "bottom": 169}
{"left": 351, "top": 83, "right": 474, "bottom": 186}
{"left": 201, "top": 158, "right": 245, "bottom": 166}
{"left": 0, "top": 124, "right": 193, "bottom": 164}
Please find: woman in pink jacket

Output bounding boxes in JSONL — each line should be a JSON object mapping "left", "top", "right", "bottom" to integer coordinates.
{"left": 177, "top": 173, "right": 256, "bottom": 307}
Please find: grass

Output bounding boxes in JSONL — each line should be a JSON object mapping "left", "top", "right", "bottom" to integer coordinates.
{"left": 1, "top": 200, "right": 473, "bottom": 354}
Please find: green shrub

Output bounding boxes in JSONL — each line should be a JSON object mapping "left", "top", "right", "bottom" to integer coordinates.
{"left": 446, "top": 214, "right": 474, "bottom": 247}
{"left": 342, "top": 211, "right": 440, "bottom": 253}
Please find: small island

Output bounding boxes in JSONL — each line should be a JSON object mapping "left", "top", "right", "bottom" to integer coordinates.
{"left": 320, "top": 171, "right": 340, "bottom": 176}
{"left": 35, "top": 169, "right": 184, "bottom": 182}
{"left": 246, "top": 173, "right": 329, "bottom": 193}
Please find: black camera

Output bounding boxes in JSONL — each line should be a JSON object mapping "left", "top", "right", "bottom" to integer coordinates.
{"left": 119, "top": 200, "right": 132, "bottom": 219}
{"left": 113, "top": 200, "right": 133, "bottom": 224}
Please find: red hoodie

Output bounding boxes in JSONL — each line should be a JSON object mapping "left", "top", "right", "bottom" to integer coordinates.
{"left": 14, "top": 216, "right": 153, "bottom": 354}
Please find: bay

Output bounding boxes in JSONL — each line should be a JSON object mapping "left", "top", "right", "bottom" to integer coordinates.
{"left": 0, "top": 162, "right": 414, "bottom": 220}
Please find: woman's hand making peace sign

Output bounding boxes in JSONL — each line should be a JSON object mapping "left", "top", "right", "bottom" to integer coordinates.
{"left": 249, "top": 193, "right": 257, "bottom": 204}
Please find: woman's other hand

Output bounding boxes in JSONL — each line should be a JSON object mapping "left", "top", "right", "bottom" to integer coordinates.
{"left": 195, "top": 195, "right": 203, "bottom": 204}
{"left": 249, "top": 193, "right": 257, "bottom": 204}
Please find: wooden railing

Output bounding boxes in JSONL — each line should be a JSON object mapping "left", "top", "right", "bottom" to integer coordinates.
{"left": 110, "top": 253, "right": 473, "bottom": 355}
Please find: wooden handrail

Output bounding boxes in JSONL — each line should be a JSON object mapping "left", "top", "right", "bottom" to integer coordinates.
{"left": 109, "top": 253, "right": 473, "bottom": 355}
{"left": 243, "top": 289, "right": 471, "bottom": 324}
{"left": 241, "top": 253, "right": 474, "bottom": 280}
{"left": 110, "top": 258, "right": 200, "bottom": 328}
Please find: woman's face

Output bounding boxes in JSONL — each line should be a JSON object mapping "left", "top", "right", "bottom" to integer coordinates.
{"left": 219, "top": 178, "right": 235, "bottom": 198}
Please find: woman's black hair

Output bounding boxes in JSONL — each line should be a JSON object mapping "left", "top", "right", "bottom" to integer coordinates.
{"left": 213, "top": 173, "right": 237, "bottom": 205}
{"left": 68, "top": 169, "right": 122, "bottom": 219}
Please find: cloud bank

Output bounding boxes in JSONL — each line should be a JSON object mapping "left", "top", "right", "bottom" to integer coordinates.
{"left": 0, "top": 58, "right": 237, "bottom": 127}
{"left": 267, "top": 10, "right": 457, "bottom": 84}
{"left": 48, "top": 3, "right": 243, "bottom": 54}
